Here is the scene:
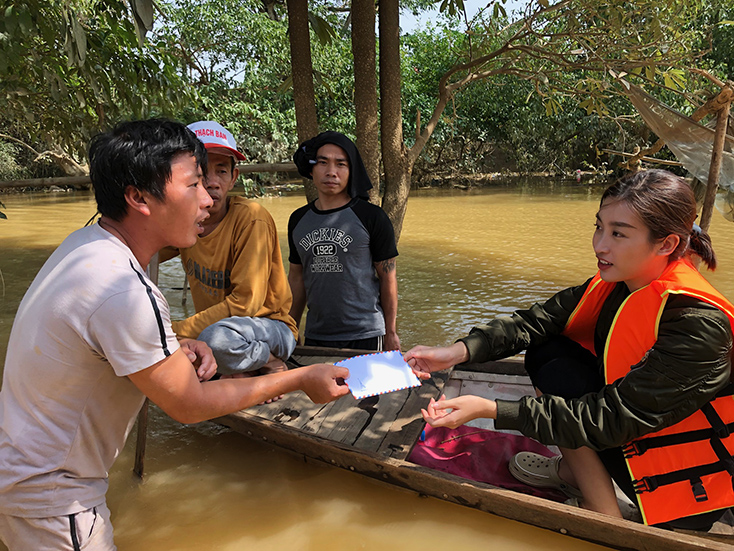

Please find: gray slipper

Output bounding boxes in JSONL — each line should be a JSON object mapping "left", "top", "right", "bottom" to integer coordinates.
{"left": 509, "top": 451, "right": 583, "bottom": 499}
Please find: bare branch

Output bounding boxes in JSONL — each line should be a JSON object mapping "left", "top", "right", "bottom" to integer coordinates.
{"left": 0, "top": 134, "right": 41, "bottom": 156}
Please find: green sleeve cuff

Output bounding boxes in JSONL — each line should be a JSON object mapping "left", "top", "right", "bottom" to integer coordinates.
{"left": 494, "top": 399, "right": 524, "bottom": 432}
{"left": 457, "top": 332, "right": 488, "bottom": 364}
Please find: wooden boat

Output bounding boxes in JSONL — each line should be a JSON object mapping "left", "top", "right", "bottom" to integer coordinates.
{"left": 213, "top": 345, "right": 734, "bottom": 551}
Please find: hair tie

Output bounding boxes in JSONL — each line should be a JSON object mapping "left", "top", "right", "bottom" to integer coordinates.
{"left": 692, "top": 223, "right": 702, "bottom": 235}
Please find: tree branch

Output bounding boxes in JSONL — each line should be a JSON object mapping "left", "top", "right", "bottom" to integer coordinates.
{"left": 0, "top": 134, "right": 41, "bottom": 156}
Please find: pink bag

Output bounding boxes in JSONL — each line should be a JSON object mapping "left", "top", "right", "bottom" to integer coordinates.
{"left": 408, "top": 424, "right": 567, "bottom": 502}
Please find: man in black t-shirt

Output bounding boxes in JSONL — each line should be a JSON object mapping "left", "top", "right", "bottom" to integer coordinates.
{"left": 288, "top": 132, "right": 400, "bottom": 351}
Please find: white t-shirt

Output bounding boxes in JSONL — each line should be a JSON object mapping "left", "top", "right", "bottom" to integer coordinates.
{"left": 0, "top": 224, "right": 179, "bottom": 517}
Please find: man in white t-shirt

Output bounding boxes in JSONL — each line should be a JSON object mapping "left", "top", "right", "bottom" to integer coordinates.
{"left": 0, "top": 119, "right": 349, "bottom": 551}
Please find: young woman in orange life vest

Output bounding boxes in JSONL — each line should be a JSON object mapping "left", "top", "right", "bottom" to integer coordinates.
{"left": 404, "top": 170, "right": 734, "bottom": 530}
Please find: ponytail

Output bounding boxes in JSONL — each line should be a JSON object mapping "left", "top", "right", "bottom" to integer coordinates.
{"left": 689, "top": 224, "right": 717, "bottom": 270}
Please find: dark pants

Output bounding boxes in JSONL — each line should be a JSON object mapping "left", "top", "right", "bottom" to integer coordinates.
{"left": 525, "top": 335, "right": 728, "bottom": 531}
{"left": 305, "top": 335, "right": 383, "bottom": 351}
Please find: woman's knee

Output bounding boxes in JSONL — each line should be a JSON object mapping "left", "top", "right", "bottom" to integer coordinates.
{"left": 524, "top": 336, "right": 601, "bottom": 399}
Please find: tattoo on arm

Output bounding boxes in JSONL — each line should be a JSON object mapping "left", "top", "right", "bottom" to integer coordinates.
{"left": 377, "top": 258, "right": 396, "bottom": 273}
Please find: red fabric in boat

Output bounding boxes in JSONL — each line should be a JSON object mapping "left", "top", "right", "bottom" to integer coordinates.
{"left": 408, "top": 424, "right": 567, "bottom": 502}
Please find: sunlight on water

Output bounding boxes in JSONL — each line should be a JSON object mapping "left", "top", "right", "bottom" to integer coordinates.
{"left": 3, "top": 182, "right": 734, "bottom": 550}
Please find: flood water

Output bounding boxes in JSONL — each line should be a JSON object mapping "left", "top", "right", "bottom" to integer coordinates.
{"left": 2, "top": 181, "right": 734, "bottom": 550}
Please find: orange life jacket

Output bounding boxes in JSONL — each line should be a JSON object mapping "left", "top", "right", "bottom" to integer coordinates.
{"left": 562, "top": 258, "right": 734, "bottom": 525}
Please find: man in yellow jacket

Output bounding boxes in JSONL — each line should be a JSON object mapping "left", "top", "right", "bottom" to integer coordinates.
{"left": 166, "top": 121, "right": 297, "bottom": 384}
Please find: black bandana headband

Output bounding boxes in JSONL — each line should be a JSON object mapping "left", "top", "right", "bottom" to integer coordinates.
{"left": 293, "top": 131, "right": 373, "bottom": 199}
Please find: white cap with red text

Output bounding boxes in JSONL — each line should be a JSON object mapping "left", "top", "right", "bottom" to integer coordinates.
{"left": 187, "top": 121, "right": 246, "bottom": 161}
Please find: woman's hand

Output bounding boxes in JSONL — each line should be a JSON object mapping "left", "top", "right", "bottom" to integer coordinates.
{"left": 403, "top": 342, "right": 469, "bottom": 380}
{"left": 421, "top": 395, "right": 497, "bottom": 429}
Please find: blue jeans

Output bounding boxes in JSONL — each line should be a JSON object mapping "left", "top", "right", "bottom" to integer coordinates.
{"left": 198, "top": 317, "right": 296, "bottom": 375}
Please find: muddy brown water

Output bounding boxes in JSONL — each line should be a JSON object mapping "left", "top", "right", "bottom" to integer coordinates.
{"left": 4, "top": 182, "right": 733, "bottom": 550}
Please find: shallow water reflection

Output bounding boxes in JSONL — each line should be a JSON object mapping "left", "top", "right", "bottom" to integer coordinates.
{"left": 4, "top": 183, "right": 734, "bottom": 550}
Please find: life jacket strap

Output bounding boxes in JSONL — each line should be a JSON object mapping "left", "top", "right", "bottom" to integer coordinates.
{"left": 702, "top": 402, "right": 731, "bottom": 440}
{"left": 623, "top": 393, "right": 734, "bottom": 458}
{"left": 710, "top": 435, "right": 734, "bottom": 491}
{"left": 631, "top": 436, "right": 734, "bottom": 499}
{"left": 631, "top": 461, "right": 723, "bottom": 497}
{"left": 622, "top": 423, "right": 734, "bottom": 458}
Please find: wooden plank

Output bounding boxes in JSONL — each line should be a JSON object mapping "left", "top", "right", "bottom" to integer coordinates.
{"left": 458, "top": 376, "right": 533, "bottom": 403}
{"left": 133, "top": 252, "right": 160, "bottom": 479}
{"left": 259, "top": 352, "right": 530, "bottom": 456}
{"left": 292, "top": 347, "right": 420, "bottom": 447}
{"left": 461, "top": 356, "right": 526, "bottom": 376}
{"left": 318, "top": 392, "right": 369, "bottom": 444}
{"left": 223, "top": 395, "right": 339, "bottom": 436}
{"left": 352, "top": 389, "right": 412, "bottom": 453}
{"left": 452, "top": 370, "right": 531, "bottom": 385}
{"left": 277, "top": 392, "right": 336, "bottom": 431}
{"left": 249, "top": 390, "right": 326, "bottom": 430}
{"left": 376, "top": 370, "right": 450, "bottom": 459}
{"left": 293, "top": 344, "right": 373, "bottom": 358}
{"left": 247, "top": 353, "right": 351, "bottom": 430}
{"left": 213, "top": 411, "right": 731, "bottom": 551}
{"left": 299, "top": 400, "right": 340, "bottom": 434}
{"left": 133, "top": 398, "right": 149, "bottom": 479}
{"left": 297, "top": 356, "right": 334, "bottom": 365}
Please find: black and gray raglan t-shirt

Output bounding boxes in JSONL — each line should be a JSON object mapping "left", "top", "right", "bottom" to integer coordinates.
{"left": 288, "top": 197, "right": 398, "bottom": 341}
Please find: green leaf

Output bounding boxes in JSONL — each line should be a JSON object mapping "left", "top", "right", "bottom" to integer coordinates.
{"left": 4, "top": 6, "right": 17, "bottom": 36}
{"left": 308, "top": 12, "right": 337, "bottom": 46}
{"left": 277, "top": 74, "right": 293, "bottom": 94}
{"left": 72, "top": 18, "right": 87, "bottom": 66}
{"left": 17, "top": 6, "right": 32, "bottom": 35}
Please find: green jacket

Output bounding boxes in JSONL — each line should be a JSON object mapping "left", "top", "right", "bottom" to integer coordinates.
{"left": 458, "top": 279, "right": 733, "bottom": 451}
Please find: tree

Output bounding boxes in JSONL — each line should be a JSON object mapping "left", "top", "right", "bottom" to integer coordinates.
{"left": 0, "top": 0, "right": 190, "bottom": 174}
{"left": 375, "top": 0, "right": 721, "bottom": 239}
{"left": 351, "top": 0, "right": 381, "bottom": 203}
{"left": 287, "top": 0, "right": 319, "bottom": 200}
{"left": 401, "top": 24, "right": 631, "bottom": 177}
{"left": 158, "top": 0, "right": 300, "bottom": 182}
{"left": 157, "top": 0, "right": 353, "bottom": 191}
{"left": 706, "top": 1, "right": 734, "bottom": 77}
{"left": 380, "top": 0, "right": 412, "bottom": 237}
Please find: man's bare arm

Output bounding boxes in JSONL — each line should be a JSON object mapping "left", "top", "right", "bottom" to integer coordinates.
{"left": 128, "top": 348, "right": 349, "bottom": 424}
{"left": 374, "top": 257, "right": 400, "bottom": 351}
{"left": 288, "top": 263, "right": 307, "bottom": 332}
